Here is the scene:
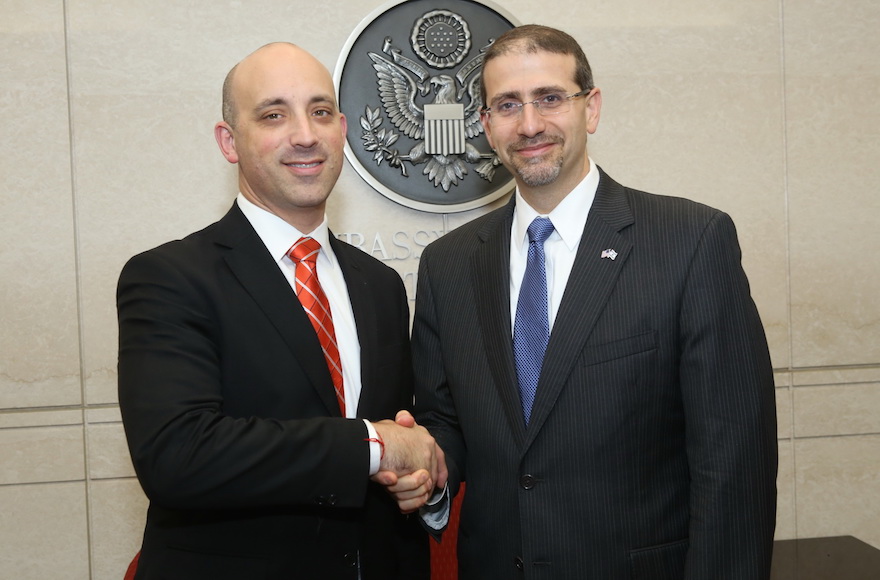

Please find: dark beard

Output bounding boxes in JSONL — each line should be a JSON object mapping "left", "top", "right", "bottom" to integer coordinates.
{"left": 510, "top": 150, "right": 563, "bottom": 187}
{"left": 506, "top": 136, "right": 563, "bottom": 187}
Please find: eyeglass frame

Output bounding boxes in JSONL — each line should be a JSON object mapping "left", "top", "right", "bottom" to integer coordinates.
{"left": 480, "top": 89, "right": 593, "bottom": 123}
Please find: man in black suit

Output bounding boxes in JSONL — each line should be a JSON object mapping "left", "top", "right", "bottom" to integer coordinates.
{"left": 117, "top": 42, "right": 441, "bottom": 579}
{"left": 399, "top": 25, "right": 778, "bottom": 579}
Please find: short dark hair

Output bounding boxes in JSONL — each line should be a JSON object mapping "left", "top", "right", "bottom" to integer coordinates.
{"left": 480, "top": 24, "right": 594, "bottom": 106}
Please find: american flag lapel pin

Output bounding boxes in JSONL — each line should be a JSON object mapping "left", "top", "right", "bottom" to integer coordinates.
{"left": 600, "top": 248, "right": 618, "bottom": 261}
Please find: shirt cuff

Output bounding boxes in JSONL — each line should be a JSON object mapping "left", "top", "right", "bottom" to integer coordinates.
{"left": 419, "top": 482, "right": 450, "bottom": 531}
{"left": 364, "top": 419, "right": 380, "bottom": 476}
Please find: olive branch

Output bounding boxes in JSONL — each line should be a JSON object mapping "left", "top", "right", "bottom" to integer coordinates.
{"left": 360, "top": 106, "right": 407, "bottom": 177}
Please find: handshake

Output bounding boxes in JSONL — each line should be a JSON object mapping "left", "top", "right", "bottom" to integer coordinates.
{"left": 370, "top": 411, "right": 447, "bottom": 514}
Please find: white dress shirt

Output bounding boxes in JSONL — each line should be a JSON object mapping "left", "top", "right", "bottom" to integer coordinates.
{"left": 236, "top": 194, "right": 381, "bottom": 474}
{"left": 510, "top": 158, "right": 599, "bottom": 333}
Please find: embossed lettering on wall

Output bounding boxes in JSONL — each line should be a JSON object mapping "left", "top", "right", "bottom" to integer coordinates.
{"left": 336, "top": 229, "right": 446, "bottom": 301}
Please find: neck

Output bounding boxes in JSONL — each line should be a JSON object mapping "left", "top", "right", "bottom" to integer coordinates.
{"left": 282, "top": 211, "right": 324, "bottom": 236}
{"left": 517, "top": 155, "right": 590, "bottom": 214}
{"left": 519, "top": 187, "right": 567, "bottom": 215}
{"left": 239, "top": 187, "right": 325, "bottom": 234}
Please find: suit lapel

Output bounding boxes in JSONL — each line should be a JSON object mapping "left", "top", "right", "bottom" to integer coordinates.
{"left": 469, "top": 199, "right": 529, "bottom": 446}
{"left": 214, "top": 204, "right": 341, "bottom": 416}
{"left": 330, "top": 236, "right": 376, "bottom": 418}
{"left": 524, "top": 170, "right": 635, "bottom": 445}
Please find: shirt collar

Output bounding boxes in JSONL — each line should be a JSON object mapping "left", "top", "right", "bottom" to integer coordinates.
{"left": 235, "top": 193, "right": 336, "bottom": 266}
{"left": 513, "top": 157, "right": 599, "bottom": 251}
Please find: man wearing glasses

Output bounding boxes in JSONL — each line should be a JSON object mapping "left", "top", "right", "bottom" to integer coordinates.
{"left": 391, "top": 24, "right": 778, "bottom": 579}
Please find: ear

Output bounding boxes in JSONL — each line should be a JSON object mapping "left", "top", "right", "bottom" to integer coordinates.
{"left": 214, "top": 122, "right": 239, "bottom": 164}
{"left": 585, "top": 88, "right": 602, "bottom": 135}
{"left": 339, "top": 112, "right": 348, "bottom": 138}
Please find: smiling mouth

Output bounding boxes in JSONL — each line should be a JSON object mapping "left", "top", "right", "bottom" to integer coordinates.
{"left": 513, "top": 138, "right": 559, "bottom": 154}
{"left": 514, "top": 144, "right": 555, "bottom": 158}
{"left": 284, "top": 161, "right": 321, "bottom": 168}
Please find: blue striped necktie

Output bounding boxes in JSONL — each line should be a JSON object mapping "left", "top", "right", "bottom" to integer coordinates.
{"left": 513, "top": 217, "right": 555, "bottom": 425}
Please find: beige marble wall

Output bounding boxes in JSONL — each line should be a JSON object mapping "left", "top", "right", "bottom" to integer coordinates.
{"left": 1, "top": 0, "right": 877, "bottom": 577}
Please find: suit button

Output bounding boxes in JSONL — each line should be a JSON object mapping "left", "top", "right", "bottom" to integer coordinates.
{"left": 314, "top": 494, "right": 338, "bottom": 506}
{"left": 520, "top": 474, "right": 536, "bottom": 490}
{"left": 343, "top": 552, "right": 358, "bottom": 567}
{"left": 514, "top": 556, "right": 524, "bottom": 570}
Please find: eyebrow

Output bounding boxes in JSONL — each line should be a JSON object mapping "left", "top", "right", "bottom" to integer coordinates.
{"left": 252, "top": 94, "right": 338, "bottom": 115}
{"left": 252, "top": 97, "right": 287, "bottom": 114}
{"left": 489, "top": 85, "right": 570, "bottom": 106}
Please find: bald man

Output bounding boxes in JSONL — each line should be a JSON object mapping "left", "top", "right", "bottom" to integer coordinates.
{"left": 117, "top": 43, "right": 434, "bottom": 580}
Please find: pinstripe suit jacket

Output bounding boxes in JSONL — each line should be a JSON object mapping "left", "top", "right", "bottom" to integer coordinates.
{"left": 412, "top": 168, "right": 777, "bottom": 580}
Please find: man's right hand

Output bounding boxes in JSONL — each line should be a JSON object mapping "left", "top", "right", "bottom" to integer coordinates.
{"left": 370, "top": 411, "right": 447, "bottom": 512}
{"left": 372, "top": 414, "right": 438, "bottom": 481}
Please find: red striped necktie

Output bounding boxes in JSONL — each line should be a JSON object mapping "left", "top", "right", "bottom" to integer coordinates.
{"left": 288, "top": 237, "right": 345, "bottom": 415}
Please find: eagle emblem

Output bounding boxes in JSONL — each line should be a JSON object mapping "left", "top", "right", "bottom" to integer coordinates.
{"left": 362, "top": 15, "right": 499, "bottom": 192}
{"left": 336, "top": 2, "right": 517, "bottom": 212}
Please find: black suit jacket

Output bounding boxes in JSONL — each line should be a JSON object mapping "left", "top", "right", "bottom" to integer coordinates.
{"left": 413, "top": 169, "right": 777, "bottom": 579}
{"left": 118, "top": 203, "right": 428, "bottom": 580}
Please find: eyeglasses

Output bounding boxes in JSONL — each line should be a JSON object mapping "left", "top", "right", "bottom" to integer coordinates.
{"left": 481, "top": 89, "right": 592, "bottom": 125}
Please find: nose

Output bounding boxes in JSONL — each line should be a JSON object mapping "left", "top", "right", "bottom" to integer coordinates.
{"left": 516, "top": 102, "right": 546, "bottom": 137}
{"left": 288, "top": 115, "right": 319, "bottom": 149}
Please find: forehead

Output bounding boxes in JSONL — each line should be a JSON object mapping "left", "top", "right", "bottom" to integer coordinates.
{"left": 482, "top": 49, "right": 577, "bottom": 99}
{"left": 234, "top": 46, "right": 336, "bottom": 108}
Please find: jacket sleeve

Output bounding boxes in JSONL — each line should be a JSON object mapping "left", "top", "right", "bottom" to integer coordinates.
{"left": 678, "top": 211, "right": 778, "bottom": 579}
{"left": 117, "top": 247, "right": 371, "bottom": 510}
{"left": 411, "top": 246, "right": 465, "bottom": 502}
